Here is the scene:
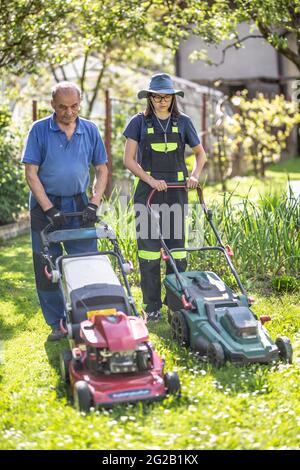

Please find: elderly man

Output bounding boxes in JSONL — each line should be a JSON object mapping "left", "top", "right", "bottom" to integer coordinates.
{"left": 22, "top": 81, "right": 108, "bottom": 341}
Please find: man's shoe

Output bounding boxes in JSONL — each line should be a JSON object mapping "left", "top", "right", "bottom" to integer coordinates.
{"left": 146, "top": 310, "right": 162, "bottom": 322}
{"left": 47, "top": 328, "right": 67, "bottom": 342}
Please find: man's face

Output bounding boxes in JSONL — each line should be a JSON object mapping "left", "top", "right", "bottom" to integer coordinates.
{"left": 51, "top": 90, "right": 80, "bottom": 125}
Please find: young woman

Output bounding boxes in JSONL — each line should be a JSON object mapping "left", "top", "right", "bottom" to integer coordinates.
{"left": 123, "top": 73, "right": 207, "bottom": 321}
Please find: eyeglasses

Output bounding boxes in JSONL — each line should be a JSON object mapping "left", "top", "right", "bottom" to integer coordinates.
{"left": 150, "top": 94, "right": 173, "bottom": 103}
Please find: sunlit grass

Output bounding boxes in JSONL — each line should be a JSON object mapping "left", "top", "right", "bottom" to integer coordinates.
{"left": 0, "top": 234, "right": 299, "bottom": 450}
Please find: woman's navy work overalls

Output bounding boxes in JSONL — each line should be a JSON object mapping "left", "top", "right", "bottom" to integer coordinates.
{"left": 134, "top": 116, "right": 188, "bottom": 313}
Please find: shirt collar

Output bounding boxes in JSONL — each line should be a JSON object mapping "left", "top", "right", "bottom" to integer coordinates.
{"left": 50, "top": 113, "right": 84, "bottom": 134}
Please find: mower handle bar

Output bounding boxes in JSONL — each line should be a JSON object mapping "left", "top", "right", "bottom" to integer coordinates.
{"left": 146, "top": 182, "right": 205, "bottom": 211}
{"left": 40, "top": 211, "right": 114, "bottom": 248}
{"left": 57, "top": 211, "right": 99, "bottom": 218}
{"left": 146, "top": 183, "right": 247, "bottom": 298}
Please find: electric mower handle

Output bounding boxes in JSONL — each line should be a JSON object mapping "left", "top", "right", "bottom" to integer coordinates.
{"left": 145, "top": 182, "right": 247, "bottom": 302}
{"left": 40, "top": 211, "right": 108, "bottom": 249}
{"left": 146, "top": 182, "right": 200, "bottom": 310}
{"left": 147, "top": 182, "right": 228, "bottom": 251}
{"left": 146, "top": 182, "right": 206, "bottom": 212}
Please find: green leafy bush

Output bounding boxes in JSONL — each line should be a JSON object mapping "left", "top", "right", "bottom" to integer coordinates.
{"left": 187, "top": 191, "right": 299, "bottom": 282}
{"left": 111, "top": 101, "right": 139, "bottom": 180}
{"left": 271, "top": 275, "right": 299, "bottom": 293}
{"left": 225, "top": 92, "right": 300, "bottom": 177}
{"left": 0, "top": 105, "right": 27, "bottom": 225}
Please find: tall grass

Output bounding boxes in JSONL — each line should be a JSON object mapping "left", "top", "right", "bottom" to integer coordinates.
{"left": 197, "top": 191, "right": 299, "bottom": 282}
{"left": 98, "top": 190, "right": 139, "bottom": 284}
{"left": 100, "top": 189, "right": 299, "bottom": 286}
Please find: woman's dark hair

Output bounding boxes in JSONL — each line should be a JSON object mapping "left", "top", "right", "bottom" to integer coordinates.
{"left": 144, "top": 94, "right": 181, "bottom": 117}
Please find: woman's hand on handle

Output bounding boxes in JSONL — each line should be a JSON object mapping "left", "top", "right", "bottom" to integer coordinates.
{"left": 186, "top": 175, "right": 199, "bottom": 189}
{"left": 187, "top": 144, "right": 207, "bottom": 190}
{"left": 148, "top": 177, "right": 168, "bottom": 192}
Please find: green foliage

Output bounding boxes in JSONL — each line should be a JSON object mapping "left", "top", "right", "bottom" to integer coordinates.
{"left": 177, "top": 0, "right": 300, "bottom": 71}
{"left": 0, "top": 0, "right": 72, "bottom": 73}
{"left": 2, "top": 0, "right": 300, "bottom": 78}
{"left": 98, "top": 184, "right": 300, "bottom": 286}
{"left": 0, "top": 105, "right": 27, "bottom": 225}
{"left": 187, "top": 190, "right": 300, "bottom": 283}
{"left": 271, "top": 275, "right": 299, "bottom": 293}
{"left": 111, "top": 101, "right": 139, "bottom": 180}
{"left": 0, "top": 235, "right": 299, "bottom": 449}
{"left": 98, "top": 189, "right": 139, "bottom": 284}
{"left": 0, "top": 106, "right": 11, "bottom": 129}
{"left": 202, "top": 157, "right": 300, "bottom": 205}
{"left": 225, "top": 93, "right": 300, "bottom": 177}
{"left": 47, "top": 1, "right": 175, "bottom": 117}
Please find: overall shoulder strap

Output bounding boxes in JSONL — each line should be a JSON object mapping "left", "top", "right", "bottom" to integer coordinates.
{"left": 144, "top": 115, "right": 155, "bottom": 135}
{"left": 171, "top": 115, "right": 179, "bottom": 133}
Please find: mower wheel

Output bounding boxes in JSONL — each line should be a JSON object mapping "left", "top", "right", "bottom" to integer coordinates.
{"left": 164, "top": 372, "right": 181, "bottom": 396}
{"left": 73, "top": 381, "right": 92, "bottom": 413}
{"left": 207, "top": 342, "right": 225, "bottom": 368}
{"left": 170, "top": 311, "right": 190, "bottom": 347}
{"left": 60, "top": 350, "right": 72, "bottom": 384}
{"left": 275, "top": 336, "right": 293, "bottom": 364}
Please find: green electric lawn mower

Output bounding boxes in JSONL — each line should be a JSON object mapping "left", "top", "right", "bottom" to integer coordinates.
{"left": 146, "top": 183, "right": 293, "bottom": 367}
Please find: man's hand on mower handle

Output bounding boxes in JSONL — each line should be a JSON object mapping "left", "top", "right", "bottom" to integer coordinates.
{"left": 148, "top": 177, "right": 168, "bottom": 192}
{"left": 82, "top": 202, "right": 98, "bottom": 226}
{"left": 44, "top": 207, "right": 66, "bottom": 228}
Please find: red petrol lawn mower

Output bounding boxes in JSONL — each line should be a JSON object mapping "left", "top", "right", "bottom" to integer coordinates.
{"left": 41, "top": 213, "right": 181, "bottom": 411}
{"left": 146, "top": 183, "right": 293, "bottom": 367}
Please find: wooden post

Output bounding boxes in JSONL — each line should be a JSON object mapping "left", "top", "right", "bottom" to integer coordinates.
{"left": 104, "top": 89, "right": 113, "bottom": 198}
{"left": 32, "top": 100, "right": 38, "bottom": 122}
{"left": 201, "top": 94, "right": 207, "bottom": 149}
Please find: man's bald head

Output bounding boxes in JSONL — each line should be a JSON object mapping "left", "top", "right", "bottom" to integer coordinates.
{"left": 51, "top": 81, "right": 81, "bottom": 101}
{"left": 51, "top": 81, "right": 81, "bottom": 126}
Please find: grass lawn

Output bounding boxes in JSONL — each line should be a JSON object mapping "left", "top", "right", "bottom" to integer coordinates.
{"left": 202, "top": 157, "right": 300, "bottom": 202}
{"left": 0, "top": 235, "right": 299, "bottom": 450}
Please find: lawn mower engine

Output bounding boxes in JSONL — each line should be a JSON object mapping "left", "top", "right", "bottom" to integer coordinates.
{"left": 64, "top": 311, "right": 179, "bottom": 409}
{"left": 80, "top": 314, "right": 152, "bottom": 375}
{"left": 84, "top": 324, "right": 152, "bottom": 375}
{"left": 85, "top": 344, "right": 151, "bottom": 375}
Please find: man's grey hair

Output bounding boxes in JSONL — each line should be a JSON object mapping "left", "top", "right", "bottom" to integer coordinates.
{"left": 51, "top": 81, "right": 81, "bottom": 100}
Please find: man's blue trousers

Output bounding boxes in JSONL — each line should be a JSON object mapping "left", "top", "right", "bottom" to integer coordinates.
{"left": 30, "top": 193, "right": 97, "bottom": 328}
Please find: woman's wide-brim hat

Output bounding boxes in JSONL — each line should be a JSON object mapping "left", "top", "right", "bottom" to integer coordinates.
{"left": 137, "top": 73, "right": 184, "bottom": 99}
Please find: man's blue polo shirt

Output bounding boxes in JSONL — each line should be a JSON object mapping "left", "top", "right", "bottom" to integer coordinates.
{"left": 22, "top": 114, "right": 107, "bottom": 205}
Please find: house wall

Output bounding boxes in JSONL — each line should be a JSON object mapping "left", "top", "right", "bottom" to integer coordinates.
{"left": 177, "top": 22, "right": 281, "bottom": 97}
{"left": 177, "top": 23, "right": 300, "bottom": 156}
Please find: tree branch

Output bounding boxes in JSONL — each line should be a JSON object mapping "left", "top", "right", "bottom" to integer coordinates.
{"left": 59, "top": 65, "right": 68, "bottom": 81}
{"left": 71, "top": 61, "right": 81, "bottom": 81}
{"left": 50, "top": 64, "right": 60, "bottom": 83}
{"left": 256, "top": 20, "right": 300, "bottom": 71}
{"left": 87, "top": 53, "right": 108, "bottom": 118}
{"left": 80, "top": 50, "right": 89, "bottom": 97}
{"left": 211, "top": 34, "right": 264, "bottom": 66}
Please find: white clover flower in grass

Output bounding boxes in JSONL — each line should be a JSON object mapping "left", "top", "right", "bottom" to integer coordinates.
{"left": 108, "top": 420, "right": 118, "bottom": 426}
